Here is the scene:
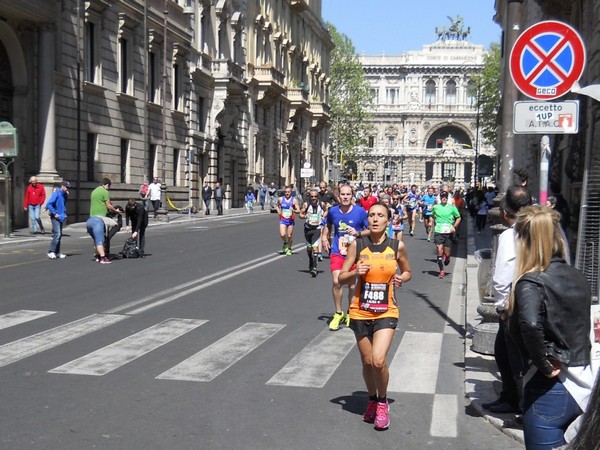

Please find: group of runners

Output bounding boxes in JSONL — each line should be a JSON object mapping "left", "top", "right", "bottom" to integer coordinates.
{"left": 272, "top": 180, "right": 461, "bottom": 431}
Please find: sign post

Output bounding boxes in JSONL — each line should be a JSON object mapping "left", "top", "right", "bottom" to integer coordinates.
{"left": 0, "top": 122, "right": 18, "bottom": 238}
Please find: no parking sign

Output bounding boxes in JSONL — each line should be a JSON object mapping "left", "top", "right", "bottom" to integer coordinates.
{"left": 510, "top": 21, "right": 586, "bottom": 100}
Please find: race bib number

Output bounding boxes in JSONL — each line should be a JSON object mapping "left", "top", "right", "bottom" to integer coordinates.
{"left": 439, "top": 223, "right": 452, "bottom": 234}
{"left": 281, "top": 209, "right": 293, "bottom": 219}
{"left": 427, "top": 204, "right": 433, "bottom": 212}
{"left": 409, "top": 201, "right": 416, "bottom": 209}
{"left": 308, "top": 213, "right": 321, "bottom": 226}
{"left": 338, "top": 234, "right": 355, "bottom": 256}
{"left": 359, "top": 282, "right": 389, "bottom": 313}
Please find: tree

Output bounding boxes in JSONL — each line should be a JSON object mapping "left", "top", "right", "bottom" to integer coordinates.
{"left": 327, "top": 23, "right": 373, "bottom": 178}
{"left": 473, "top": 43, "right": 501, "bottom": 149}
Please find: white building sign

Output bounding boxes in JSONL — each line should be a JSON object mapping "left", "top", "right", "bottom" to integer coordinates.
{"left": 513, "top": 100, "right": 579, "bottom": 134}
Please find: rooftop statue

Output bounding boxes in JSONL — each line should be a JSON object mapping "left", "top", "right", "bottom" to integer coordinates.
{"left": 436, "top": 15, "right": 471, "bottom": 41}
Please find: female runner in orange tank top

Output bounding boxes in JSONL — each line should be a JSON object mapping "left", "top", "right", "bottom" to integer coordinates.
{"left": 339, "top": 202, "right": 412, "bottom": 430}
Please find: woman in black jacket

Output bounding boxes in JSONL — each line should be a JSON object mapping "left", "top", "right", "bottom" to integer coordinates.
{"left": 507, "top": 205, "right": 594, "bottom": 449}
{"left": 125, "top": 198, "right": 148, "bottom": 256}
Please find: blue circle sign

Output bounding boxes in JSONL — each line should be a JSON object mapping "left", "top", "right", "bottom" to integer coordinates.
{"left": 510, "top": 21, "right": 586, "bottom": 100}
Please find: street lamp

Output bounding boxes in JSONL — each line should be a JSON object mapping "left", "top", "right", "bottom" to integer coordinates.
{"left": 157, "top": 0, "right": 169, "bottom": 220}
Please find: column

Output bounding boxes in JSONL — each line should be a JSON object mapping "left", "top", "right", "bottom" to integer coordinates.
{"left": 38, "top": 24, "right": 58, "bottom": 178}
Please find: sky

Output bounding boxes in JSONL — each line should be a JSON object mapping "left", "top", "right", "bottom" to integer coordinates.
{"left": 321, "top": 0, "right": 501, "bottom": 54}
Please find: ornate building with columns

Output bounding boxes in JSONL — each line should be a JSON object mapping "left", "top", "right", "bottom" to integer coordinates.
{"left": 0, "top": 0, "right": 331, "bottom": 229}
{"left": 354, "top": 36, "right": 494, "bottom": 189}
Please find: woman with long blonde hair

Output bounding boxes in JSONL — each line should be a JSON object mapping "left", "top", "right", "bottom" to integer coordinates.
{"left": 507, "top": 205, "right": 594, "bottom": 449}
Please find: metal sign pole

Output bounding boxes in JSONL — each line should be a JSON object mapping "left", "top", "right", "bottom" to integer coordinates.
{"left": 0, "top": 159, "right": 14, "bottom": 238}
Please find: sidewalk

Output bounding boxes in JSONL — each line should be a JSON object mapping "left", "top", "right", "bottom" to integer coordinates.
{"left": 463, "top": 218, "right": 525, "bottom": 446}
{"left": 0, "top": 207, "right": 271, "bottom": 248}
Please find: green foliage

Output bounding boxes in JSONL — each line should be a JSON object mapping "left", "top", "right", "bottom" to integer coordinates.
{"left": 473, "top": 43, "right": 501, "bottom": 149}
{"left": 327, "top": 23, "right": 373, "bottom": 162}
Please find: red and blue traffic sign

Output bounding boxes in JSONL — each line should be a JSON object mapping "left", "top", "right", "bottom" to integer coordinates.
{"left": 510, "top": 21, "right": 586, "bottom": 101}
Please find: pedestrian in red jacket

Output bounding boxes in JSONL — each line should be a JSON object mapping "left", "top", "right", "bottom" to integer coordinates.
{"left": 23, "top": 176, "right": 46, "bottom": 234}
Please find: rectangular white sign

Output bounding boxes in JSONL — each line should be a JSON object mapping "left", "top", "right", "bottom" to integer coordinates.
{"left": 513, "top": 100, "right": 579, "bottom": 134}
{"left": 300, "top": 168, "right": 314, "bottom": 178}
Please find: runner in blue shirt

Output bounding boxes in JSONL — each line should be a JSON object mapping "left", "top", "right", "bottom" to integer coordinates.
{"left": 404, "top": 184, "right": 420, "bottom": 236}
{"left": 420, "top": 186, "right": 437, "bottom": 242}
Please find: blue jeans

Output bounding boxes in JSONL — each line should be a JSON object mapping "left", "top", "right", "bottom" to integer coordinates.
{"left": 28, "top": 204, "right": 43, "bottom": 232}
{"left": 86, "top": 216, "right": 105, "bottom": 246}
{"left": 49, "top": 216, "right": 63, "bottom": 254}
{"left": 523, "top": 371, "right": 581, "bottom": 450}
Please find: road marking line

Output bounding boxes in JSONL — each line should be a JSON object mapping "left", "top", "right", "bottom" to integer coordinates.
{"left": 49, "top": 318, "right": 206, "bottom": 376}
{"left": 387, "top": 331, "right": 443, "bottom": 393}
{"left": 431, "top": 394, "right": 458, "bottom": 437}
{"left": 446, "top": 257, "right": 466, "bottom": 335}
{"left": 105, "top": 246, "right": 303, "bottom": 315}
{"left": 0, "top": 314, "right": 127, "bottom": 368}
{"left": 157, "top": 322, "right": 285, "bottom": 382}
{"left": 0, "top": 310, "right": 55, "bottom": 331}
{"left": 267, "top": 328, "right": 355, "bottom": 388}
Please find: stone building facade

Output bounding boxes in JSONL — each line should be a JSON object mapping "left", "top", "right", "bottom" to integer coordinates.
{"left": 493, "top": 0, "right": 600, "bottom": 299}
{"left": 354, "top": 39, "right": 494, "bottom": 190}
{"left": 0, "top": 0, "right": 332, "bottom": 228}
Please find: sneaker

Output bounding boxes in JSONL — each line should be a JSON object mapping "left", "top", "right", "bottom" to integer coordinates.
{"left": 310, "top": 268, "right": 318, "bottom": 278}
{"left": 56, "top": 253, "right": 67, "bottom": 259}
{"left": 344, "top": 314, "right": 350, "bottom": 327}
{"left": 329, "top": 312, "right": 344, "bottom": 331}
{"left": 409, "top": 230, "right": 414, "bottom": 236}
{"left": 282, "top": 244, "right": 288, "bottom": 254}
{"left": 444, "top": 255, "right": 450, "bottom": 266}
{"left": 317, "top": 253, "right": 323, "bottom": 262}
{"left": 99, "top": 257, "right": 112, "bottom": 265}
{"left": 285, "top": 248, "right": 293, "bottom": 256}
{"left": 94, "top": 255, "right": 101, "bottom": 263}
{"left": 47, "top": 252, "right": 57, "bottom": 260}
{"left": 439, "top": 269, "right": 445, "bottom": 279}
{"left": 427, "top": 237, "right": 431, "bottom": 242}
{"left": 374, "top": 401, "right": 390, "bottom": 429}
{"left": 363, "top": 400, "right": 378, "bottom": 423}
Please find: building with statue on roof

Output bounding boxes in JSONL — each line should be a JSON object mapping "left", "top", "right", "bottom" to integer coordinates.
{"left": 350, "top": 18, "right": 495, "bottom": 189}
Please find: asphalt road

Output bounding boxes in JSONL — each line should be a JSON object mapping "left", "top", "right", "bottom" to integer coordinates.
{"left": 0, "top": 212, "right": 523, "bottom": 449}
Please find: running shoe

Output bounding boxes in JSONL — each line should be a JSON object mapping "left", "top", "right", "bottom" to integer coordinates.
{"left": 286, "top": 248, "right": 293, "bottom": 256}
{"left": 363, "top": 400, "right": 378, "bottom": 423}
{"left": 427, "top": 237, "right": 431, "bottom": 242}
{"left": 317, "top": 253, "right": 323, "bottom": 262}
{"left": 439, "top": 269, "right": 445, "bottom": 279}
{"left": 374, "top": 400, "right": 390, "bottom": 429}
{"left": 310, "top": 268, "right": 318, "bottom": 277}
{"left": 94, "top": 255, "right": 101, "bottom": 263}
{"left": 329, "top": 312, "right": 344, "bottom": 331}
{"left": 409, "top": 230, "right": 414, "bottom": 236}
{"left": 100, "top": 256, "right": 112, "bottom": 265}
{"left": 47, "top": 252, "right": 57, "bottom": 260}
{"left": 344, "top": 313, "right": 350, "bottom": 327}
{"left": 56, "top": 253, "right": 67, "bottom": 259}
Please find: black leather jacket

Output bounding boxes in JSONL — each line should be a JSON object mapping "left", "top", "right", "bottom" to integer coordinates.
{"left": 508, "top": 257, "right": 591, "bottom": 376}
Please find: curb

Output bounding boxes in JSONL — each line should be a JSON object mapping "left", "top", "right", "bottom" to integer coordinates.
{"left": 0, "top": 208, "right": 271, "bottom": 248}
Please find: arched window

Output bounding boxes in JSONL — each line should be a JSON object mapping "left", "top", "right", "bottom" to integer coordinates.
{"left": 466, "top": 81, "right": 477, "bottom": 107}
{"left": 446, "top": 80, "right": 457, "bottom": 105}
{"left": 425, "top": 80, "right": 436, "bottom": 104}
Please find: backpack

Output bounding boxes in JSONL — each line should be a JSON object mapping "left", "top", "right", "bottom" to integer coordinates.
{"left": 121, "top": 238, "right": 141, "bottom": 258}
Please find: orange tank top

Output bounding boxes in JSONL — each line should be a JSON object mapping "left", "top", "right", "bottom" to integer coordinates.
{"left": 349, "top": 237, "right": 400, "bottom": 321}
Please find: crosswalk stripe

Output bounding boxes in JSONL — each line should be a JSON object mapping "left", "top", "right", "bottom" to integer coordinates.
{"left": 0, "top": 310, "right": 55, "bottom": 331}
{"left": 157, "top": 322, "right": 285, "bottom": 382}
{"left": 267, "top": 328, "right": 356, "bottom": 388}
{"left": 431, "top": 394, "right": 458, "bottom": 437}
{"left": 0, "top": 314, "right": 127, "bottom": 368}
{"left": 387, "top": 331, "right": 443, "bottom": 393}
{"left": 49, "top": 318, "right": 207, "bottom": 376}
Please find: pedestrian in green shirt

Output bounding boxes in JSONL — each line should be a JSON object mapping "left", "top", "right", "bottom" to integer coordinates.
{"left": 432, "top": 191, "right": 461, "bottom": 278}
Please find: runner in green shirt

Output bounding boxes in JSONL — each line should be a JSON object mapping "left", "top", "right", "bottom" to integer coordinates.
{"left": 432, "top": 191, "right": 461, "bottom": 278}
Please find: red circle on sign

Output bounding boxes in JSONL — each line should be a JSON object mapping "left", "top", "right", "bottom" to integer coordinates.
{"left": 510, "top": 21, "right": 586, "bottom": 100}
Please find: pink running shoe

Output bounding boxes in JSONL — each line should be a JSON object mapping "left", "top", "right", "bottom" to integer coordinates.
{"left": 374, "top": 400, "right": 390, "bottom": 429}
{"left": 363, "top": 400, "right": 377, "bottom": 423}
